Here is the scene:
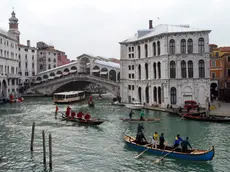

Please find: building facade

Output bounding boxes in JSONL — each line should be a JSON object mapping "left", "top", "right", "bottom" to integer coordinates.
{"left": 18, "top": 40, "right": 37, "bottom": 91}
{"left": 0, "top": 12, "right": 20, "bottom": 98}
{"left": 57, "top": 50, "right": 70, "bottom": 67}
{"left": 120, "top": 21, "right": 211, "bottom": 107}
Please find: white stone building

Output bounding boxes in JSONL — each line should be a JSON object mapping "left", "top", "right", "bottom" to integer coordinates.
{"left": 37, "top": 42, "right": 58, "bottom": 73}
{"left": 120, "top": 21, "right": 211, "bottom": 107}
{"left": 18, "top": 40, "right": 37, "bottom": 89}
{"left": 0, "top": 16, "right": 20, "bottom": 98}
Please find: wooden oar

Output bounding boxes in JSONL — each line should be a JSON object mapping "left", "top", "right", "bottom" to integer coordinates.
{"left": 135, "top": 144, "right": 151, "bottom": 159}
{"left": 152, "top": 146, "right": 178, "bottom": 164}
{"left": 178, "top": 114, "right": 186, "bottom": 121}
{"left": 104, "top": 144, "right": 115, "bottom": 151}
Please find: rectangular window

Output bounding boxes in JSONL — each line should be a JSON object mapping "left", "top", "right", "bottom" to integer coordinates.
{"left": 132, "top": 47, "right": 134, "bottom": 52}
{"left": 132, "top": 85, "right": 134, "bottom": 90}
{"left": 212, "top": 72, "right": 216, "bottom": 79}
{"left": 228, "top": 56, "right": 230, "bottom": 62}
{"left": 228, "top": 69, "right": 230, "bottom": 76}
{"left": 215, "top": 52, "right": 219, "bottom": 57}
{"left": 132, "top": 74, "right": 134, "bottom": 79}
{"left": 131, "top": 53, "right": 134, "bottom": 58}
{"left": 128, "top": 85, "right": 131, "bottom": 90}
{"left": 129, "top": 47, "right": 131, "bottom": 52}
{"left": 128, "top": 74, "right": 131, "bottom": 78}
{"left": 128, "top": 65, "right": 131, "bottom": 70}
{"left": 128, "top": 54, "right": 131, "bottom": 58}
{"left": 132, "top": 65, "right": 134, "bottom": 70}
{"left": 211, "top": 61, "right": 216, "bottom": 67}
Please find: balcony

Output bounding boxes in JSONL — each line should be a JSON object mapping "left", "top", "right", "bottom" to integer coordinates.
{"left": 7, "top": 73, "right": 20, "bottom": 78}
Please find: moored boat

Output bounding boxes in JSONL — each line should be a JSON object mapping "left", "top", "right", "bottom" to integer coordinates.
{"left": 53, "top": 91, "right": 85, "bottom": 104}
{"left": 61, "top": 115, "right": 104, "bottom": 125}
{"left": 120, "top": 118, "right": 160, "bottom": 122}
{"left": 111, "top": 101, "right": 125, "bottom": 106}
{"left": 181, "top": 113, "right": 230, "bottom": 123}
{"left": 125, "top": 101, "right": 144, "bottom": 110}
{"left": 124, "top": 135, "right": 214, "bottom": 161}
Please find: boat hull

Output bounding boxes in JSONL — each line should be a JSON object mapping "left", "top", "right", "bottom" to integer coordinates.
{"left": 120, "top": 118, "right": 160, "bottom": 122}
{"left": 124, "top": 135, "right": 214, "bottom": 161}
{"left": 182, "top": 114, "right": 230, "bottom": 123}
{"left": 61, "top": 116, "right": 104, "bottom": 125}
{"left": 125, "top": 104, "right": 144, "bottom": 110}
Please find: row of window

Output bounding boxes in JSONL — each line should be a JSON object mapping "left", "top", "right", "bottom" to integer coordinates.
{"left": 18, "top": 72, "right": 35, "bottom": 76}
{"left": 128, "top": 65, "right": 135, "bottom": 70}
{"left": 40, "top": 64, "right": 56, "bottom": 70}
{"left": 128, "top": 85, "right": 135, "bottom": 90}
{"left": 128, "top": 73, "right": 135, "bottom": 79}
{"left": 39, "top": 57, "right": 56, "bottom": 63}
{"left": 39, "top": 52, "right": 57, "bottom": 56}
{"left": 0, "top": 49, "right": 18, "bottom": 59}
{"left": 18, "top": 54, "right": 35, "bottom": 61}
{"left": 0, "top": 38, "right": 18, "bottom": 49}
{"left": 129, "top": 37, "right": 205, "bottom": 59}
{"left": 0, "top": 65, "right": 17, "bottom": 75}
{"left": 18, "top": 48, "right": 35, "bottom": 53}
{"left": 19, "top": 62, "right": 35, "bottom": 69}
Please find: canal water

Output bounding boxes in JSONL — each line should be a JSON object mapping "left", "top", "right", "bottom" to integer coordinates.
{"left": 0, "top": 96, "right": 229, "bottom": 172}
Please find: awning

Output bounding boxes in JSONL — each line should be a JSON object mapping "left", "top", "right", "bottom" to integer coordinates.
{"left": 100, "top": 71, "right": 108, "bottom": 75}
{"left": 48, "top": 76, "right": 55, "bottom": 80}
{"left": 55, "top": 74, "right": 62, "bottom": 77}
{"left": 34, "top": 81, "right": 41, "bottom": 84}
{"left": 63, "top": 72, "right": 69, "bottom": 76}
{"left": 70, "top": 69, "right": 77, "bottom": 73}
{"left": 92, "top": 69, "right": 100, "bottom": 73}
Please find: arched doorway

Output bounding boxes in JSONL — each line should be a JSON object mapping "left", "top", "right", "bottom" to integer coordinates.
{"left": 153, "top": 87, "right": 157, "bottom": 102}
{"left": 210, "top": 82, "right": 218, "bottom": 100}
{"left": 145, "top": 86, "right": 149, "bottom": 103}
{"left": 109, "top": 69, "right": 116, "bottom": 81}
{"left": 92, "top": 65, "right": 100, "bottom": 77}
{"left": 158, "top": 87, "right": 161, "bottom": 104}
{"left": 2, "top": 80, "right": 7, "bottom": 99}
{"left": 138, "top": 87, "right": 142, "bottom": 103}
{"left": 79, "top": 57, "right": 90, "bottom": 74}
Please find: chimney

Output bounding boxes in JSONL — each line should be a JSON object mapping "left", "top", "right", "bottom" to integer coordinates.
{"left": 27, "top": 40, "right": 30, "bottom": 47}
{"left": 149, "top": 20, "right": 153, "bottom": 29}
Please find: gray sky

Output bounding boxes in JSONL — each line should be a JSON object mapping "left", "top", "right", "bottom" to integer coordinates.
{"left": 0, "top": 0, "right": 228, "bottom": 60}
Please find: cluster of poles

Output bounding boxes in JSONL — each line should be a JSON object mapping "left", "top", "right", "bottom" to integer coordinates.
{"left": 30, "top": 122, "right": 53, "bottom": 169}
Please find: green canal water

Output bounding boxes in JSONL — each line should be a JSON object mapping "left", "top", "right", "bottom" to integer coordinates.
{"left": 0, "top": 96, "right": 229, "bottom": 172}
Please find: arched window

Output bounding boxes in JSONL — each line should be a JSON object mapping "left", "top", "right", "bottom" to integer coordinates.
{"left": 157, "top": 41, "right": 160, "bottom": 55}
{"left": 170, "top": 61, "right": 176, "bottom": 78}
{"left": 187, "top": 39, "right": 193, "bottom": 53}
{"left": 157, "top": 62, "right": 161, "bottom": 78}
{"left": 181, "top": 60, "right": 186, "bottom": 78}
{"left": 181, "top": 39, "right": 186, "bottom": 54}
{"left": 153, "top": 42, "right": 156, "bottom": 56}
{"left": 198, "top": 38, "right": 205, "bottom": 54}
{"left": 169, "top": 39, "right": 175, "bottom": 54}
{"left": 145, "top": 63, "right": 148, "bottom": 79}
{"left": 188, "top": 60, "right": 193, "bottom": 78}
{"left": 48, "top": 58, "right": 51, "bottom": 62}
{"left": 40, "top": 65, "right": 43, "bottom": 70}
{"left": 48, "top": 64, "right": 51, "bottom": 69}
{"left": 54, "top": 58, "right": 56, "bottom": 63}
{"left": 138, "top": 64, "right": 141, "bottom": 80}
{"left": 138, "top": 46, "right": 141, "bottom": 59}
{"left": 145, "top": 44, "right": 148, "bottom": 58}
{"left": 153, "top": 63, "right": 156, "bottom": 79}
{"left": 199, "top": 60, "right": 205, "bottom": 78}
{"left": 170, "top": 87, "right": 177, "bottom": 104}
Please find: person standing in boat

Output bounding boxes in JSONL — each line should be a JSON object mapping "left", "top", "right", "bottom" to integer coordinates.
{"left": 129, "top": 110, "right": 134, "bottom": 121}
{"left": 174, "top": 134, "right": 183, "bottom": 148}
{"left": 181, "top": 137, "right": 192, "bottom": 153}
{"left": 137, "top": 124, "right": 144, "bottom": 133}
{"left": 135, "top": 130, "right": 147, "bottom": 145}
{"left": 153, "top": 132, "right": 159, "bottom": 141}
{"left": 159, "top": 133, "right": 165, "bottom": 149}
{"left": 140, "top": 109, "right": 145, "bottom": 121}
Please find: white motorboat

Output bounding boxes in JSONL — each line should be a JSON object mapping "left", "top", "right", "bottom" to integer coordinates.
{"left": 125, "top": 101, "right": 144, "bottom": 110}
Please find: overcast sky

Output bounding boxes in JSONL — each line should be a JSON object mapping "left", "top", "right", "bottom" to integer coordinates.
{"left": 0, "top": 0, "right": 228, "bottom": 60}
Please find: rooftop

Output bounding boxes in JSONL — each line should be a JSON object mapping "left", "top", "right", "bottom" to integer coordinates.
{"left": 94, "top": 59, "right": 120, "bottom": 69}
{"left": 121, "top": 24, "right": 211, "bottom": 43}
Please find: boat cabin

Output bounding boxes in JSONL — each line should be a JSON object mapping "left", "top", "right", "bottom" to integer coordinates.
{"left": 53, "top": 91, "right": 85, "bottom": 104}
{"left": 184, "top": 100, "right": 198, "bottom": 109}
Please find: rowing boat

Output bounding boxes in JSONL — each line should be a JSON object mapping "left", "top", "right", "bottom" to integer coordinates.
{"left": 120, "top": 118, "right": 160, "bottom": 122}
{"left": 181, "top": 113, "right": 230, "bottom": 123}
{"left": 61, "top": 116, "right": 104, "bottom": 125}
{"left": 124, "top": 135, "right": 214, "bottom": 161}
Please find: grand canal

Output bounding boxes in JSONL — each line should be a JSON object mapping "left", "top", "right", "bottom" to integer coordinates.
{"left": 0, "top": 95, "right": 229, "bottom": 172}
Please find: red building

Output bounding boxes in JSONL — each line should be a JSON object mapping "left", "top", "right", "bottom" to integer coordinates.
{"left": 56, "top": 50, "right": 70, "bottom": 66}
{"left": 108, "top": 58, "right": 120, "bottom": 64}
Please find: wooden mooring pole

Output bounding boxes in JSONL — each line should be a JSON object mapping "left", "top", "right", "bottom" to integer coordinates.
{"left": 30, "top": 122, "right": 35, "bottom": 151}
{"left": 49, "top": 133, "right": 52, "bottom": 169}
{"left": 42, "top": 130, "right": 46, "bottom": 164}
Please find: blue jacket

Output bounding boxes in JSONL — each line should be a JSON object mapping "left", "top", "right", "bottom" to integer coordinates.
{"left": 174, "top": 136, "right": 183, "bottom": 145}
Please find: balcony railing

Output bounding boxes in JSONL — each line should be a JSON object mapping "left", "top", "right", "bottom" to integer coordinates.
{"left": 7, "top": 73, "right": 20, "bottom": 78}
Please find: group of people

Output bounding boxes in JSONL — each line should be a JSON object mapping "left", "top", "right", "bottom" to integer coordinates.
{"left": 129, "top": 109, "right": 145, "bottom": 121}
{"left": 135, "top": 125, "right": 193, "bottom": 153}
{"left": 55, "top": 105, "right": 92, "bottom": 120}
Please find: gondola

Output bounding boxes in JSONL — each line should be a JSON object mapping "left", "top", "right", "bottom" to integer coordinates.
{"left": 120, "top": 118, "right": 160, "bottom": 122}
{"left": 61, "top": 115, "right": 104, "bottom": 125}
{"left": 124, "top": 135, "right": 214, "bottom": 161}
{"left": 181, "top": 113, "right": 230, "bottom": 123}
